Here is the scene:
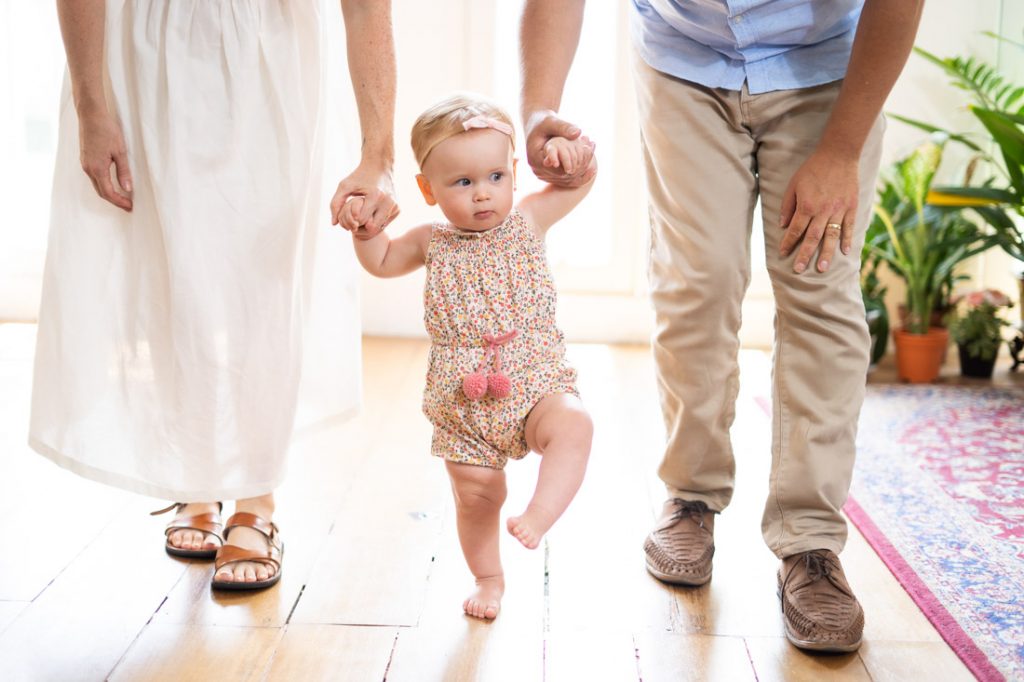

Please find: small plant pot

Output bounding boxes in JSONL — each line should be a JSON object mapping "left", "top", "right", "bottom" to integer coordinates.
{"left": 894, "top": 327, "right": 949, "bottom": 383}
{"left": 958, "top": 344, "right": 997, "bottom": 379}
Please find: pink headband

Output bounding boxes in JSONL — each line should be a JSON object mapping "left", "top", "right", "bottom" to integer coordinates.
{"left": 462, "top": 115, "right": 514, "bottom": 137}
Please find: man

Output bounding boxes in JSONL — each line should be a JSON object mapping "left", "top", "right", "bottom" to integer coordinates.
{"left": 519, "top": 0, "right": 923, "bottom": 652}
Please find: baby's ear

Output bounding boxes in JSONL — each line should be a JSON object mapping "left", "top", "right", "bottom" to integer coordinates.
{"left": 416, "top": 174, "right": 436, "bottom": 206}
{"left": 512, "top": 158, "right": 518, "bottom": 188}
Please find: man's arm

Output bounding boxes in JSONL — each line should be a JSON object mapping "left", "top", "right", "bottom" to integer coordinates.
{"left": 519, "top": 0, "right": 594, "bottom": 187}
{"left": 779, "top": 0, "right": 925, "bottom": 273}
{"left": 56, "top": 0, "right": 133, "bottom": 211}
{"left": 332, "top": 0, "right": 398, "bottom": 237}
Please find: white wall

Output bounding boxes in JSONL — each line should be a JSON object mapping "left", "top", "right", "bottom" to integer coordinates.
{"left": 1, "top": 0, "right": 1021, "bottom": 339}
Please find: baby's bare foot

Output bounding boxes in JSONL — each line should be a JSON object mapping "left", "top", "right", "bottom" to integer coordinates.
{"left": 507, "top": 505, "right": 557, "bottom": 550}
{"left": 463, "top": 574, "right": 504, "bottom": 620}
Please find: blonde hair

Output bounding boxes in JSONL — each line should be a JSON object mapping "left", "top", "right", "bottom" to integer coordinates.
{"left": 411, "top": 93, "right": 516, "bottom": 169}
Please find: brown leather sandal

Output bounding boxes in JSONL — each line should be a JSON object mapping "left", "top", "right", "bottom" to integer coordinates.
{"left": 151, "top": 502, "right": 224, "bottom": 559}
{"left": 211, "top": 512, "right": 284, "bottom": 591}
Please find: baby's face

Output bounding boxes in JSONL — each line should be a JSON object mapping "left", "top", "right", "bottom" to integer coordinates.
{"left": 418, "top": 128, "right": 514, "bottom": 231}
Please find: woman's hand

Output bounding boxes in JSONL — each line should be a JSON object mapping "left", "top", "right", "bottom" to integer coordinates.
{"left": 778, "top": 149, "right": 859, "bottom": 274}
{"left": 330, "top": 162, "right": 399, "bottom": 240}
{"left": 78, "top": 109, "right": 133, "bottom": 212}
{"left": 524, "top": 110, "right": 595, "bottom": 188}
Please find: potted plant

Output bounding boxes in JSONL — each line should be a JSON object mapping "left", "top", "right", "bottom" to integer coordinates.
{"left": 891, "top": 40, "right": 1024, "bottom": 359}
{"left": 946, "top": 289, "right": 1013, "bottom": 378}
{"left": 861, "top": 213, "right": 889, "bottom": 367}
{"left": 867, "top": 137, "right": 998, "bottom": 382}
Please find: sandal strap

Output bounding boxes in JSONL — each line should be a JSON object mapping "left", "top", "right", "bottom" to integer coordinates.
{"left": 224, "top": 512, "right": 276, "bottom": 541}
{"left": 163, "top": 512, "right": 224, "bottom": 540}
{"left": 214, "top": 543, "right": 282, "bottom": 572}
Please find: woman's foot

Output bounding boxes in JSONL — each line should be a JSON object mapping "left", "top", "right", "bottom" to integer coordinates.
{"left": 507, "top": 504, "right": 557, "bottom": 550}
{"left": 165, "top": 502, "right": 222, "bottom": 553}
{"left": 463, "top": 574, "right": 504, "bottom": 620}
{"left": 213, "top": 495, "right": 280, "bottom": 587}
{"left": 213, "top": 525, "right": 279, "bottom": 584}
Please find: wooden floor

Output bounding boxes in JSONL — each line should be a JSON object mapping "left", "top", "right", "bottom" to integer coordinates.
{"left": 0, "top": 325, "right": 976, "bottom": 681}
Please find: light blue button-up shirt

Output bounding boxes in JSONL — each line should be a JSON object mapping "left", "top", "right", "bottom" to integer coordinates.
{"left": 631, "top": 0, "right": 864, "bottom": 94}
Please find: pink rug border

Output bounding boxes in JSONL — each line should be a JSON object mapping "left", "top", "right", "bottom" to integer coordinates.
{"left": 844, "top": 495, "right": 1003, "bottom": 681}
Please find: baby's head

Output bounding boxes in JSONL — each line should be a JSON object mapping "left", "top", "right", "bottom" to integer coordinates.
{"left": 411, "top": 93, "right": 517, "bottom": 231}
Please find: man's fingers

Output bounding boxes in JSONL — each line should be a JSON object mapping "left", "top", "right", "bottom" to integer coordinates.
{"left": 793, "top": 214, "right": 828, "bottom": 274}
{"left": 779, "top": 189, "right": 797, "bottom": 231}
{"left": 540, "top": 116, "right": 581, "bottom": 141}
{"left": 817, "top": 217, "right": 844, "bottom": 273}
{"left": 840, "top": 214, "right": 855, "bottom": 255}
{"left": 779, "top": 208, "right": 811, "bottom": 257}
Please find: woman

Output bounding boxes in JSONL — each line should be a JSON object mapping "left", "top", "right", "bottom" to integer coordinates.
{"left": 30, "top": 0, "right": 398, "bottom": 590}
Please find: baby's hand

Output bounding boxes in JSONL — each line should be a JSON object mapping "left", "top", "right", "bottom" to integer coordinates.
{"left": 338, "top": 195, "right": 365, "bottom": 232}
{"left": 542, "top": 135, "right": 595, "bottom": 177}
{"left": 339, "top": 196, "right": 385, "bottom": 240}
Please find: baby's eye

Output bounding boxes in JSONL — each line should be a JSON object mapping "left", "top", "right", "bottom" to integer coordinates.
{"left": 455, "top": 178, "right": 471, "bottom": 187}
{"left": 490, "top": 172, "right": 504, "bottom": 182}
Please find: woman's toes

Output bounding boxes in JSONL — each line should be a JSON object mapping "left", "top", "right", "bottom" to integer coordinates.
{"left": 244, "top": 565, "right": 257, "bottom": 582}
{"left": 255, "top": 566, "right": 269, "bottom": 581}
{"left": 215, "top": 568, "right": 233, "bottom": 582}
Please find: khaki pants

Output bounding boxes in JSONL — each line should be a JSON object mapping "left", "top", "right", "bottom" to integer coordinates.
{"left": 633, "top": 54, "right": 884, "bottom": 559}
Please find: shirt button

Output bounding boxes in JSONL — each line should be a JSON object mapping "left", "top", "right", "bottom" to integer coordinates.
{"left": 732, "top": 13, "right": 744, "bottom": 23}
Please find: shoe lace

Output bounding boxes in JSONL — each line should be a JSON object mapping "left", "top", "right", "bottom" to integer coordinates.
{"left": 669, "top": 499, "right": 711, "bottom": 528}
{"left": 788, "top": 550, "right": 853, "bottom": 598}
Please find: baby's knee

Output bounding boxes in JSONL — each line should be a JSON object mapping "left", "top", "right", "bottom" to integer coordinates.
{"left": 537, "top": 402, "right": 593, "bottom": 453}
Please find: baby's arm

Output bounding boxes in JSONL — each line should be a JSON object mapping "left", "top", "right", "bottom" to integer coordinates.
{"left": 518, "top": 135, "right": 597, "bottom": 235}
{"left": 344, "top": 197, "right": 431, "bottom": 277}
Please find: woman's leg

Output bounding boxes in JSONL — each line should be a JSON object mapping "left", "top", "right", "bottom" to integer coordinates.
{"left": 214, "top": 493, "right": 277, "bottom": 584}
{"left": 508, "top": 393, "right": 593, "bottom": 549}
{"left": 446, "top": 461, "right": 507, "bottom": 620}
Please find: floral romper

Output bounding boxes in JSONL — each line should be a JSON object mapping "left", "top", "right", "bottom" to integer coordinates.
{"left": 422, "top": 209, "right": 578, "bottom": 469}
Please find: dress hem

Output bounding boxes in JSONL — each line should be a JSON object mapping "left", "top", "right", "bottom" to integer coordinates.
{"left": 28, "top": 436, "right": 285, "bottom": 503}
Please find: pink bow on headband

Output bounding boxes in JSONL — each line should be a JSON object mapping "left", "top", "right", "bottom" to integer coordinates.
{"left": 463, "top": 115, "right": 514, "bottom": 137}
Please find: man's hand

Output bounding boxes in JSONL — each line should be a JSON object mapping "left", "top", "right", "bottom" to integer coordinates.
{"left": 78, "top": 110, "right": 133, "bottom": 212}
{"left": 778, "top": 150, "right": 859, "bottom": 274}
{"left": 524, "top": 110, "right": 595, "bottom": 187}
{"left": 330, "top": 162, "right": 399, "bottom": 240}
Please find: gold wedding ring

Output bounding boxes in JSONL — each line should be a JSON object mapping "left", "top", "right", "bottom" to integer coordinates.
{"left": 825, "top": 222, "right": 842, "bottom": 233}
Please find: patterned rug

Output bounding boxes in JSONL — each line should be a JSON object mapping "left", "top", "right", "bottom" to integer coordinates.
{"left": 848, "top": 384, "right": 1024, "bottom": 682}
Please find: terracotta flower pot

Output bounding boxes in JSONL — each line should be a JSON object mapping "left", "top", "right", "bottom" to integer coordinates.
{"left": 893, "top": 327, "right": 949, "bottom": 383}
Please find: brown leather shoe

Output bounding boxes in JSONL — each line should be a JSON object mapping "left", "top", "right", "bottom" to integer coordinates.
{"left": 778, "top": 549, "right": 864, "bottom": 653}
{"left": 643, "top": 499, "right": 715, "bottom": 585}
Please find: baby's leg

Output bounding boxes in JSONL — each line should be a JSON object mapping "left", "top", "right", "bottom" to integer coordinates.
{"left": 446, "top": 460, "right": 507, "bottom": 620}
{"left": 508, "top": 393, "right": 593, "bottom": 549}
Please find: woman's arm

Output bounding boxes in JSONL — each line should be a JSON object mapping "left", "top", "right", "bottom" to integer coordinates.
{"left": 331, "top": 0, "right": 399, "bottom": 236}
{"left": 56, "top": 0, "right": 133, "bottom": 211}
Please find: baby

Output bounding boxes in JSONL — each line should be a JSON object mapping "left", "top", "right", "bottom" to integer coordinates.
{"left": 341, "top": 93, "right": 596, "bottom": 620}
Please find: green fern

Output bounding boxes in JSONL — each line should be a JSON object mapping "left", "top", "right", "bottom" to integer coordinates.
{"left": 914, "top": 47, "right": 1024, "bottom": 115}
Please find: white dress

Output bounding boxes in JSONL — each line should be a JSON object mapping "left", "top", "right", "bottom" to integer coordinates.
{"left": 29, "top": 0, "right": 361, "bottom": 501}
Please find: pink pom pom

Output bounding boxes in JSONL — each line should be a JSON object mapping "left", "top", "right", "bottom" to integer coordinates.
{"left": 463, "top": 372, "right": 488, "bottom": 400}
{"left": 487, "top": 372, "right": 512, "bottom": 399}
